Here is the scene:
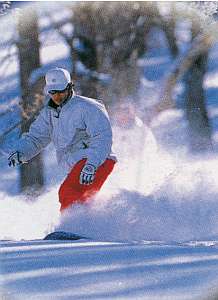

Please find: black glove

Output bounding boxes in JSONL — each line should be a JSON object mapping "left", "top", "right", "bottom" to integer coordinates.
{"left": 79, "top": 164, "right": 96, "bottom": 185}
{"left": 8, "top": 151, "right": 23, "bottom": 167}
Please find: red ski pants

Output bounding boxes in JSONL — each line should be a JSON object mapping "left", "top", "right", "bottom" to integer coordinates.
{"left": 59, "top": 158, "right": 116, "bottom": 211}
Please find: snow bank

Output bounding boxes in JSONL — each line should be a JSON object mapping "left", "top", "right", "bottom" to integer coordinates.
{"left": 0, "top": 189, "right": 60, "bottom": 240}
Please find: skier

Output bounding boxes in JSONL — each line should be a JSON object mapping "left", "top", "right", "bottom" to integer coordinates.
{"left": 8, "top": 67, "right": 117, "bottom": 211}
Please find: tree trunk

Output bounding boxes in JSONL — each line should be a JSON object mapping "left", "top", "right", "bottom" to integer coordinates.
{"left": 185, "top": 51, "right": 213, "bottom": 153}
{"left": 161, "top": 18, "right": 179, "bottom": 59}
{"left": 16, "top": 8, "right": 44, "bottom": 194}
{"left": 72, "top": 36, "right": 98, "bottom": 99}
{"left": 78, "top": 37, "right": 98, "bottom": 99}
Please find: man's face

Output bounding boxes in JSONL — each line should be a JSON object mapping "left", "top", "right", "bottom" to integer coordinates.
{"left": 48, "top": 89, "right": 69, "bottom": 105}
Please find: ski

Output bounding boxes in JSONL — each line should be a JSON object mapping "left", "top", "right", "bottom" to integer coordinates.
{"left": 43, "top": 231, "right": 88, "bottom": 241}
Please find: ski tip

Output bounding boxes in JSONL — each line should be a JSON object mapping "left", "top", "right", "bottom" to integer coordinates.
{"left": 43, "top": 231, "right": 88, "bottom": 241}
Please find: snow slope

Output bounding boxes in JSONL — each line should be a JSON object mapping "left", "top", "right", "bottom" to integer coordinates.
{"left": 2, "top": 239, "right": 218, "bottom": 300}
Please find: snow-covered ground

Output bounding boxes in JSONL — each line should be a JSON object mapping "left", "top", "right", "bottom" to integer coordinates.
{"left": 1, "top": 2, "right": 218, "bottom": 300}
{"left": 2, "top": 239, "right": 218, "bottom": 300}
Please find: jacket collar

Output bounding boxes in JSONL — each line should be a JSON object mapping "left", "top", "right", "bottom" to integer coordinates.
{"left": 48, "top": 98, "right": 59, "bottom": 109}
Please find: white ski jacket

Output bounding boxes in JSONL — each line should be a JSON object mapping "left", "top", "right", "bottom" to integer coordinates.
{"left": 13, "top": 95, "right": 117, "bottom": 175}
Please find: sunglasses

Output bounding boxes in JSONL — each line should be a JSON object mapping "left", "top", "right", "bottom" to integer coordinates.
{"left": 48, "top": 89, "right": 66, "bottom": 95}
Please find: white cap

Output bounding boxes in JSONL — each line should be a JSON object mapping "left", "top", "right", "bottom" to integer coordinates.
{"left": 44, "top": 68, "right": 71, "bottom": 94}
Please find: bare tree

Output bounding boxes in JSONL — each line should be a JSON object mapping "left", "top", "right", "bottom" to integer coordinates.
{"left": 157, "top": 3, "right": 179, "bottom": 59}
{"left": 68, "top": 2, "right": 161, "bottom": 106}
{"left": 153, "top": 3, "right": 217, "bottom": 153}
{"left": 44, "top": 2, "right": 180, "bottom": 109}
{"left": 16, "top": 7, "right": 44, "bottom": 194}
{"left": 184, "top": 46, "right": 212, "bottom": 152}
{"left": 184, "top": 15, "right": 213, "bottom": 152}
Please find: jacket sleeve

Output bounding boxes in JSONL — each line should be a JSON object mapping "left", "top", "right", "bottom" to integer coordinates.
{"left": 83, "top": 102, "right": 113, "bottom": 167}
{"left": 13, "top": 109, "right": 51, "bottom": 162}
